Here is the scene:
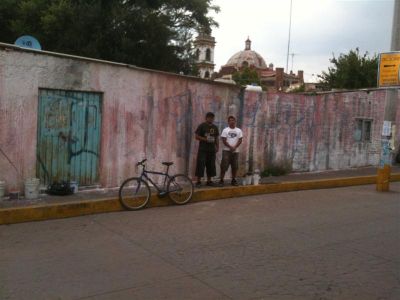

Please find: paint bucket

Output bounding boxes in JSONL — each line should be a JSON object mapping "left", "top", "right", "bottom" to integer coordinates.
{"left": 253, "top": 174, "right": 260, "bottom": 185}
{"left": 24, "top": 178, "right": 40, "bottom": 199}
{"left": 70, "top": 181, "right": 79, "bottom": 194}
{"left": 245, "top": 175, "right": 253, "bottom": 185}
{"left": 253, "top": 169, "right": 261, "bottom": 185}
{"left": 0, "top": 180, "right": 5, "bottom": 198}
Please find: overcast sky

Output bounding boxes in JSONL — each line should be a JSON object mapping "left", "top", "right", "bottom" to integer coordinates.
{"left": 210, "top": 0, "right": 394, "bottom": 82}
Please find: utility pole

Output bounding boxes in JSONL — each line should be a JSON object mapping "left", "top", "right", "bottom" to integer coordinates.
{"left": 377, "top": 0, "right": 399, "bottom": 192}
{"left": 286, "top": 0, "right": 293, "bottom": 73}
{"left": 290, "top": 53, "right": 298, "bottom": 72}
{"left": 392, "top": 0, "right": 400, "bottom": 51}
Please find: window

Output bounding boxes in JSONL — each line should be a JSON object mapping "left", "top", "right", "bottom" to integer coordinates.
{"left": 196, "top": 49, "right": 200, "bottom": 60}
{"left": 354, "top": 119, "right": 372, "bottom": 142}
{"left": 206, "top": 48, "right": 211, "bottom": 61}
{"left": 204, "top": 71, "right": 210, "bottom": 78}
{"left": 242, "top": 61, "right": 249, "bottom": 68}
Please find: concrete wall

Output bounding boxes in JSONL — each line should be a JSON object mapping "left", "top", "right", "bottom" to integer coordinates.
{"left": 241, "top": 91, "right": 392, "bottom": 173}
{"left": 0, "top": 45, "right": 399, "bottom": 191}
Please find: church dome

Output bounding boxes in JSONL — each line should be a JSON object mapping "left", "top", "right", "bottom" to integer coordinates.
{"left": 225, "top": 38, "right": 267, "bottom": 69}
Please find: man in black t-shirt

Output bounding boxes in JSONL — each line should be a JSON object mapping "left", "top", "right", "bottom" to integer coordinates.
{"left": 195, "top": 112, "right": 219, "bottom": 187}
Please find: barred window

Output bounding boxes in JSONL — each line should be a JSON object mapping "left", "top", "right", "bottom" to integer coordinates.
{"left": 355, "top": 119, "right": 372, "bottom": 142}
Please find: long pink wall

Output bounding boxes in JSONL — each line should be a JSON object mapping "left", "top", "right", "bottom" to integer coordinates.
{"left": 0, "top": 45, "right": 399, "bottom": 191}
{"left": 240, "top": 91, "right": 391, "bottom": 173}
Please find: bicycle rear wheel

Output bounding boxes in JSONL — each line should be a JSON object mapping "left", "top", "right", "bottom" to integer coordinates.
{"left": 167, "top": 174, "right": 194, "bottom": 205}
{"left": 119, "top": 177, "right": 150, "bottom": 210}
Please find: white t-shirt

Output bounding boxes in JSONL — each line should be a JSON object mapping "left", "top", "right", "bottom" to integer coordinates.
{"left": 221, "top": 127, "right": 243, "bottom": 153}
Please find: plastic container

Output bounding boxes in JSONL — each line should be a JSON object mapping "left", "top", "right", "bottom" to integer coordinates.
{"left": 253, "top": 174, "right": 260, "bottom": 185}
{"left": 70, "top": 181, "right": 79, "bottom": 194}
{"left": 25, "top": 178, "right": 40, "bottom": 199}
{"left": 245, "top": 174, "right": 253, "bottom": 185}
{"left": 0, "top": 180, "right": 5, "bottom": 198}
{"left": 253, "top": 169, "right": 261, "bottom": 185}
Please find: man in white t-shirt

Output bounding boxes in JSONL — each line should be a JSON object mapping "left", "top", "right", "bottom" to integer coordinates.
{"left": 219, "top": 116, "right": 243, "bottom": 186}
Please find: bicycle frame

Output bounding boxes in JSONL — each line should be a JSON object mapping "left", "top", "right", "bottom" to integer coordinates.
{"left": 138, "top": 165, "right": 172, "bottom": 193}
{"left": 119, "top": 160, "right": 193, "bottom": 210}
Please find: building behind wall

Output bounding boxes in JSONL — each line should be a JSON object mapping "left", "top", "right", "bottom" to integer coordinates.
{"left": 194, "top": 32, "right": 216, "bottom": 79}
{"left": 216, "top": 38, "right": 304, "bottom": 91}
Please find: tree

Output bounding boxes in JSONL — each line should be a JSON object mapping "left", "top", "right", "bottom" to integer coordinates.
{"left": 318, "top": 48, "right": 378, "bottom": 90}
{"left": 232, "top": 67, "right": 262, "bottom": 88}
{"left": 0, "top": 0, "right": 219, "bottom": 74}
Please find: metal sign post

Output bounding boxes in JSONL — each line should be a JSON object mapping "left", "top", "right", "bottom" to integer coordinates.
{"left": 376, "top": 95, "right": 398, "bottom": 191}
{"left": 376, "top": 0, "right": 400, "bottom": 191}
{"left": 377, "top": 122, "right": 393, "bottom": 192}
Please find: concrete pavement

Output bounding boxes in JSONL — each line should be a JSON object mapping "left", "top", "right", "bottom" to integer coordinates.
{"left": 1, "top": 183, "right": 399, "bottom": 299}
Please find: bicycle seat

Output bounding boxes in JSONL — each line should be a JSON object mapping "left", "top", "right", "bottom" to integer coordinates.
{"left": 162, "top": 162, "right": 174, "bottom": 166}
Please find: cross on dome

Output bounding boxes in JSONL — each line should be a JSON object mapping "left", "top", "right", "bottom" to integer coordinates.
{"left": 245, "top": 37, "right": 251, "bottom": 50}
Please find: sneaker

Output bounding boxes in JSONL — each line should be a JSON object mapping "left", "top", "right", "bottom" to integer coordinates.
{"left": 206, "top": 181, "right": 216, "bottom": 187}
{"left": 195, "top": 181, "right": 202, "bottom": 188}
{"left": 231, "top": 179, "right": 239, "bottom": 186}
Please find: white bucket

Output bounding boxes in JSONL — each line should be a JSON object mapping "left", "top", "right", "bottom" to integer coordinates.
{"left": 70, "top": 181, "right": 78, "bottom": 194}
{"left": 245, "top": 175, "right": 253, "bottom": 185}
{"left": 253, "top": 174, "right": 260, "bottom": 185}
{"left": 0, "top": 180, "right": 5, "bottom": 198}
{"left": 25, "top": 178, "right": 40, "bottom": 199}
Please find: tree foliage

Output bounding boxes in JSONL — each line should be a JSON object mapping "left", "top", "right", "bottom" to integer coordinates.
{"left": 232, "top": 67, "right": 262, "bottom": 87}
{"left": 318, "top": 48, "right": 378, "bottom": 90}
{"left": 0, "top": 0, "right": 219, "bottom": 74}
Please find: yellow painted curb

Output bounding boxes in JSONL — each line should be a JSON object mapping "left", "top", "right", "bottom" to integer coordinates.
{"left": 1, "top": 173, "right": 399, "bottom": 225}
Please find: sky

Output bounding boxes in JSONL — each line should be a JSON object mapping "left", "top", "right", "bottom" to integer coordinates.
{"left": 209, "top": 0, "right": 395, "bottom": 82}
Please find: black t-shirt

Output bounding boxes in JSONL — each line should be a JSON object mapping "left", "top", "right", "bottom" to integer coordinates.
{"left": 195, "top": 122, "right": 219, "bottom": 152}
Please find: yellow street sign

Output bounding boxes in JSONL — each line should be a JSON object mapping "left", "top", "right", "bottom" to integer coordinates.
{"left": 378, "top": 52, "right": 400, "bottom": 87}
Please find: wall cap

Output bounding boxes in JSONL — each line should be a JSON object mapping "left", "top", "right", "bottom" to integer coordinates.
{"left": 0, "top": 42, "right": 238, "bottom": 89}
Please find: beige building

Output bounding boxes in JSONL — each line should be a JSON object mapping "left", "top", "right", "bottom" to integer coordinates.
{"left": 217, "top": 38, "right": 304, "bottom": 91}
{"left": 194, "top": 32, "right": 216, "bottom": 79}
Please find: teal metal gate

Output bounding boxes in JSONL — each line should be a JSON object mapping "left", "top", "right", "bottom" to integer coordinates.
{"left": 37, "top": 89, "right": 102, "bottom": 186}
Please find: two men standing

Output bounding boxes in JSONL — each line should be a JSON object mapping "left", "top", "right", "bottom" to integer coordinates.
{"left": 195, "top": 113, "right": 243, "bottom": 187}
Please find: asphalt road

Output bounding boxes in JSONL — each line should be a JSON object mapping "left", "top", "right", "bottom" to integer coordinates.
{"left": 1, "top": 183, "right": 399, "bottom": 300}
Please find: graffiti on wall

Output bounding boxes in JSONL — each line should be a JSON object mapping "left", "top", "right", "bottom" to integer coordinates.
{"left": 1, "top": 46, "right": 396, "bottom": 189}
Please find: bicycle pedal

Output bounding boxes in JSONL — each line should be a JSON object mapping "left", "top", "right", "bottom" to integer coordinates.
{"left": 158, "top": 191, "right": 168, "bottom": 198}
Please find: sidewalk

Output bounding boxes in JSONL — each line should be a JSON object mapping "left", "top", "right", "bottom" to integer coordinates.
{"left": 1, "top": 166, "right": 399, "bottom": 225}
{"left": 261, "top": 165, "right": 400, "bottom": 183}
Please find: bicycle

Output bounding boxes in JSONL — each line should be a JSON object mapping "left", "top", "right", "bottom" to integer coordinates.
{"left": 119, "top": 159, "right": 194, "bottom": 210}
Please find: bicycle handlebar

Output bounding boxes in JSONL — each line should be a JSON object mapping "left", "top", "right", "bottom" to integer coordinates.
{"left": 137, "top": 159, "right": 147, "bottom": 166}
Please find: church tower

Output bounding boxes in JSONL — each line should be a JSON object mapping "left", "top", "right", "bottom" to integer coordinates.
{"left": 194, "top": 31, "right": 216, "bottom": 79}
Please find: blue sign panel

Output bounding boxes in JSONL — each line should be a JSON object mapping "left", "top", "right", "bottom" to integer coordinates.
{"left": 15, "top": 35, "right": 42, "bottom": 50}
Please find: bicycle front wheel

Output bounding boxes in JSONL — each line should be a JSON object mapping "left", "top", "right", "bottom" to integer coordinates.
{"left": 167, "top": 174, "right": 194, "bottom": 205}
{"left": 119, "top": 177, "right": 151, "bottom": 210}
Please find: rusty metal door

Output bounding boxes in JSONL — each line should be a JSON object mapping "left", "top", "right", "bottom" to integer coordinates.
{"left": 37, "top": 89, "right": 102, "bottom": 186}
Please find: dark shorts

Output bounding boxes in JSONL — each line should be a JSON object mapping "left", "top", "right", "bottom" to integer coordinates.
{"left": 221, "top": 150, "right": 239, "bottom": 173}
{"left": 195, "top": 150, "right": 216, "bottom": 178}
